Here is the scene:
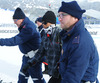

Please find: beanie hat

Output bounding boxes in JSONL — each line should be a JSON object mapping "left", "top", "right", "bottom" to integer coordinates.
{"left": 35, "top": 17, "right": 42, "bottom": 23}
{"left": 42, "top": 11, "right": 56, "bottom": 24}
{"left": 58, "top": 1, "right": 86, "bottom": 19}
{"left": 13, "top": 7, "right": 25, "bottom": 19}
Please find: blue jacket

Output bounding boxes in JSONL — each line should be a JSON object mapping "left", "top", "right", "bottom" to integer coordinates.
{"left": 0, "top": 17, "right": 41, "bottom": 54}
{"left": 59, "top": 19, "right": 99, "bottom": 83}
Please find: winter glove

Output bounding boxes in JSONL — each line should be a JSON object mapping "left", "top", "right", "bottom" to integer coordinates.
{"left": 22, "top": 57, "right": 37, "bottom": 74}
{"left": 52, "top": 62, "right": 60, "bottom": 78}
{"left": 22, "top": 63, "right": 30, "bottom": 74}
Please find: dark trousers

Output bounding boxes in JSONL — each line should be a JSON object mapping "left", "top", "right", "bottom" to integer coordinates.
{"left": 48, "top": 76, "right": 61, "bottom": 83}
{"left": 18, "top": 56, "right": 46, "bottom": 83}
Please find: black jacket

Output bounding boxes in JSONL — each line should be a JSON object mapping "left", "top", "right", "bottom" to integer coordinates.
{"left": 34, "top": 26, "right": 62, "bottom": 78}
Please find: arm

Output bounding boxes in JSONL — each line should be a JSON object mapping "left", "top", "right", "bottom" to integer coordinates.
{"left": 0, "top": 27, "right": 34, "bottom": 46}
{"left": 0, "top": 35, "right": 23, "bottom": 46}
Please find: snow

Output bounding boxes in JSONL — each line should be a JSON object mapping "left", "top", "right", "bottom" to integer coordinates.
{"left": 0, "top": 8, "right": 100, "bottom": 83}
{"left": 0, "top": 9, "right": 14, "bottom": 24}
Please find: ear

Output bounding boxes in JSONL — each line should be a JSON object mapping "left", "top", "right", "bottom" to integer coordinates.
{"left": 73, "top": 17, "right": 78, "bottom": 23}
{"left": 74, "top": 17, "right": 78, "bottom": 22}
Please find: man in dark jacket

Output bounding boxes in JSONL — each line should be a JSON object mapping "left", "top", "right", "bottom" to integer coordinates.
{"left": 58, "top": 1, "right": 99, "bottom": 83}
{"left": 35, "top": 17, "right": 43, "bottom": 32}
{"left": 22, "top": 11, "right": 62, "bottom": 83}
{"left": 0, "top": 7, "right": 46, "bottom": 83}
{"left": 35, "top": 17, "right": 48, "bottom": 74}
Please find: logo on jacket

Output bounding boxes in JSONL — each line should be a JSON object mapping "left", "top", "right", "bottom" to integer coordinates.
{"left": 72, "top": 35, "right": 80, "bottom": 44}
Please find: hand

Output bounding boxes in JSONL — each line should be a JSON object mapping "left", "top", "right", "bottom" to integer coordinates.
{"left": 22, "top": 58, "right": 37, "bottom": 74}
{"left": 22, "top": 63, "right": 30, "bottom": 74}
{"left": 53, "top": 62, "right": 60, "bottom": 78}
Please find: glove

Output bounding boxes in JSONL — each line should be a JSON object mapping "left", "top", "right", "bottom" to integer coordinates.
{"left": 22, "top": 63, "right": 30, "bottom": 74}
{"left": 53, "top": 62, "right": 60, "bottom": 78}
{"left": 22, "top": 57, "right": 37, "bottom": 74}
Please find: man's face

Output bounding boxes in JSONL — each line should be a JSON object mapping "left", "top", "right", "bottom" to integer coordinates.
{"left": 42, "top": 21, "right": 50, "bottom": 29}
{"left": 36, "top": 21, "right": 42, "bottom": 27}
{"left": 58, "top": 12, "right": 78, "bottom": 31}
{"left": 13, "top": 19, "right": 23, "bottom": 27}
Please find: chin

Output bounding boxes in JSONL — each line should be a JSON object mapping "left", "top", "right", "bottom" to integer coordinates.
{"left": 60, "top": 24, "right": 63, "bottom": 29}
{"left": 61, "top": 25, "right": 65, "bottom": 30}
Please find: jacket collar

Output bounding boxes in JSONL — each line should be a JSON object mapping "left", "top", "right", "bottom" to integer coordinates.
{"left": 43, "top": 24, "right": 56, "bottom": 34}
{"left": 18, "top": 17, "right": 29, "bottom": 31}
{"left": 60, "top": 18, "right": 85, "bottom": 40}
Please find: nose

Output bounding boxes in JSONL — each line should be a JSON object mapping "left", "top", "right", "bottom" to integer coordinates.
{"left": 58, "top": 17, "right": 62, "bottom": 22}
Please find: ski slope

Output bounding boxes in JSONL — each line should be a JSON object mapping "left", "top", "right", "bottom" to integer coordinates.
{"left": 0, "top": 8, "right": 100, "bottom": 83}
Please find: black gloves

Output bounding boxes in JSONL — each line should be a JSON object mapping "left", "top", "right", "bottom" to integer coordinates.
{"left": 22, "top": 63, "right": 30, "bottom": 74}
{"left": 52, "top": 62, "right": 60, "bottom": 78}
{"left": 22, "top": 57, "right": 37, "bottom": 74}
